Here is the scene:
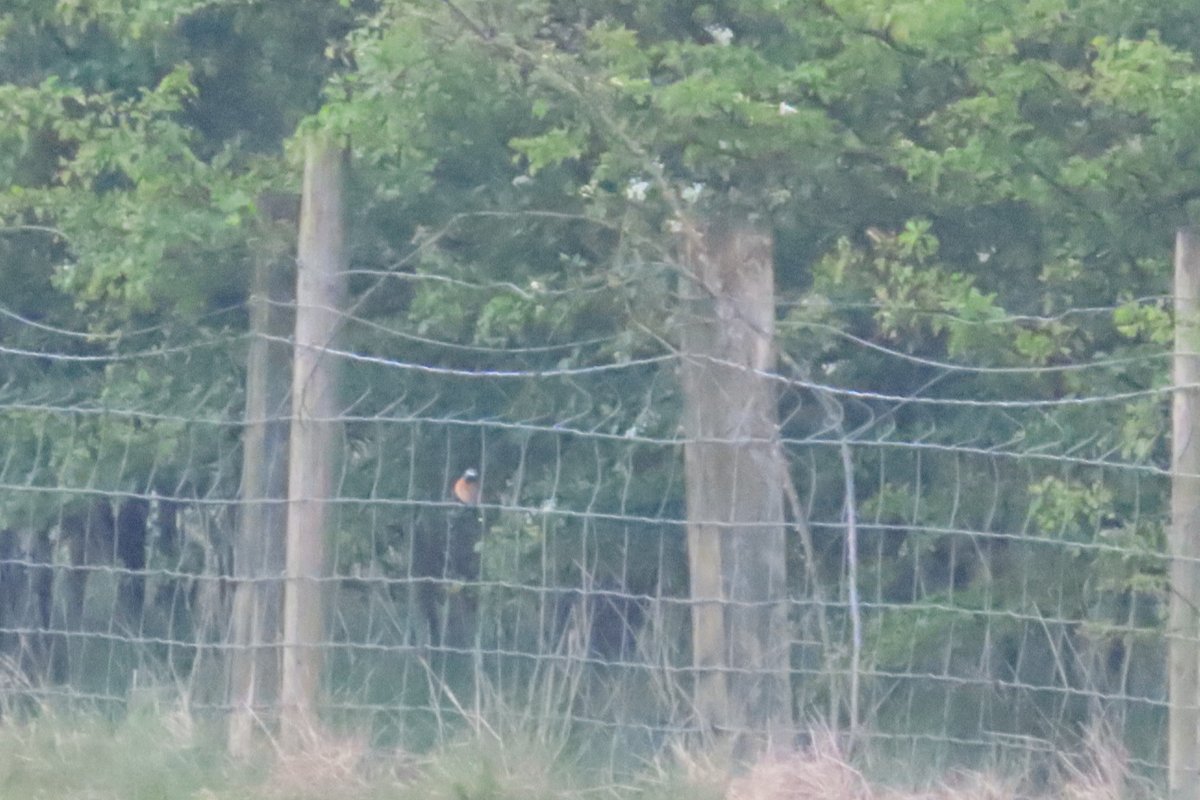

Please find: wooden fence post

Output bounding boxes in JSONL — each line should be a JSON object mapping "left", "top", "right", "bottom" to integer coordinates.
{"left": 280, "top": 137, "right": 346, "bottom": 746}
{"left": 228, "top": 193, "right": 296, "bottom": 755}
{"left": 679, "top": 218, "right": 793, "bottom": 762}
{"left": 1170, "top": 226, "right": 1200, "bottom": 798}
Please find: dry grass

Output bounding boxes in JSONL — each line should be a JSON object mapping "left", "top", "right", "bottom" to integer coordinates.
{"left": 1058, "top": 726, "right": 1130, "bottom": 800}
{"left": 708, "top": 725, "right": 1135, "bottom": 800}
{"left": 727, "top": 733, "right": 871, "bottom": 800}
{"left": 261, "top": 728, "right": 395, "bottom": 800}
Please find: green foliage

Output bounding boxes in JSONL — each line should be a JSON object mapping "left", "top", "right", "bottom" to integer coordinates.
{"left": 1029, "top": 476, "right": 1115, "bottom": 542}
{"left": 1114, "top": 299, "right": 1172, "bottom": 344}
{"left": 510, "top": 127, "right": 588, "bottom": 175}
{"left": 0, "top": 710, "right": 237, "bottom": 799}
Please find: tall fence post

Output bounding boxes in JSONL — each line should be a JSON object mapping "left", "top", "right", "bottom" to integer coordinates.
{"left": 228, "top": 193, "right": 296, "bottom": 754}
{"left": 678, "top": 218, "right": 793, "bottom": 762}
{"left": 280, "top": 137, "right": 346, "bottom": 745}
{"left": 1171, "top": 226, "right": 1200, "bottom": 798}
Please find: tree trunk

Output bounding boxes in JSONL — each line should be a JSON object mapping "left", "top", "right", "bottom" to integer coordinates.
{"left": 227, "top": 193, "right": 296, "bottom": 755}
{"left": 678, "top": 218, "right": 793, "bottom": 762}
{"left": 1170, "top": 226, "right": 1200, "bottom": 799}
{"left": 280, "top": 138, "right": 346, "bottom": 746}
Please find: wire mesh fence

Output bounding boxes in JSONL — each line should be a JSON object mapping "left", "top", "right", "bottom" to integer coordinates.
{"left": 0, "top": 265, "right": 1178, "bottom": 782}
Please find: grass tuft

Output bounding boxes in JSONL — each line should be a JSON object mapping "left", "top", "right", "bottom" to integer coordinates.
{"left": 728, "top": 732, "right": 871, "bottom": 800}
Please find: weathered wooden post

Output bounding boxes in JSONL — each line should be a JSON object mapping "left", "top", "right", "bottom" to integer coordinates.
{"left": 678, "top": 217, "right": 792, "bottom": 761}
{"left": 280, "top": 137, "right": 346, "bottom": 746}
{"left": 1170, "top": 227, "right": 1200, "bottom": 798}
{"left": 228, "top": 192, "right": 295, "bottom": 755}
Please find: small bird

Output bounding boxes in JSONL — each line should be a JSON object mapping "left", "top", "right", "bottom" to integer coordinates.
{"left": 452, "top": 468, "right": 481, "bottom": 506}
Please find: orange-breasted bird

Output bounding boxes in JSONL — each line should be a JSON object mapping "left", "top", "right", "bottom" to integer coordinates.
{"left": 453, "top": 468, "right": 481, "bottom": 506}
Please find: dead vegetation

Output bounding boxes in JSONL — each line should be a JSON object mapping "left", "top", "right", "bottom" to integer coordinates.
{"left": 715, "top": 727, "right": 1138, "bottom": 800}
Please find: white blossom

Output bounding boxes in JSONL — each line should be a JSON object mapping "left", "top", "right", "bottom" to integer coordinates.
{"left": 625, "top": 178, "right": 650, "bottom": 202}
{"left": 705, "top": 25, "right": 733, "bottom": 46}
{"left": 681, "top": 182, "right": 705, "bottom": 204}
